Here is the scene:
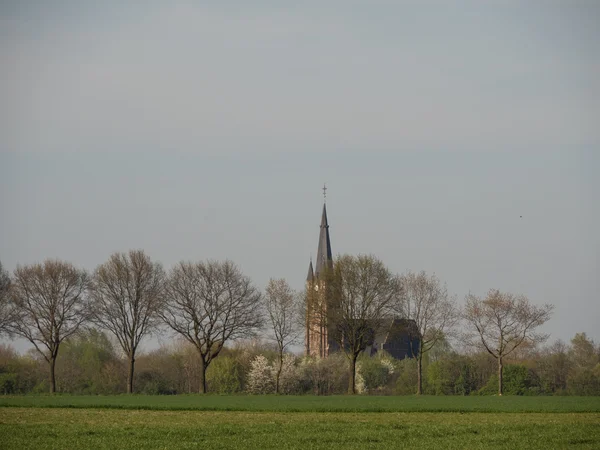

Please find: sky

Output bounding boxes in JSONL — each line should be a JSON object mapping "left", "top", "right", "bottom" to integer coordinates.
{"left": 1, "top": 1, "right": 599, "bottom": 352}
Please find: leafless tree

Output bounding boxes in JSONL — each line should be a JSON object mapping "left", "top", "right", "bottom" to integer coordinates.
{"left": 265, "top": 278, "right": 301, "bottom": 394}
{"left": 8, "top": 260, "right": 90, "bottom": 393}
{"left": 536, "top": 339, "right": 571, "bottom": 393}
{"left": 0, "top": 261, "right": 15, "bottom": 335}
{"left": 392, "top": 271, "right": 459, "bottom": 395}
{"left": 90, "top": 250, "right": 165, "bottom": 394}
{"left": 464, "top": 289, "right": 554, "bottom": 395}
{"left": 329, "top": 254, "right": 402, "bottom": 394}
{"left": 161, "top": 260, "right": 263, "bottom": 393}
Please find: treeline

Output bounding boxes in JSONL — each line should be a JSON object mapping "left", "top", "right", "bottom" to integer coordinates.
{"left": 0, "top": 331, "right": 599, "bottom": 395}
{"left": 0, "top": 251, "right": 597, "bottom": 396}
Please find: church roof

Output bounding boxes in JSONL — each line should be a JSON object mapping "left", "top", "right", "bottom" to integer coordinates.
{"left": 315, "top": 203, "right": 333, "bottom": 277}
{"left": 375, "top": 318, "right": 420, "bottom": 344}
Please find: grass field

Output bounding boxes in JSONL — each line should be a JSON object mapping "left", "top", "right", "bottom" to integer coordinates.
{"left": 1, "top": 407, "right": 599, "bottom": 449}
{"left": 1, "top": 394, "right": 599, "bottom": 413}
{"left": 1, "top": 396, "right": 599, "bottom": 449}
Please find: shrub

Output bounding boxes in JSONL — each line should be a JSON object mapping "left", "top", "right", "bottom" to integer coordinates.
{"left": 247, "top": 355, "right": 275, "bottom": 394}
{"left": 136, "top": 370, "right": 175, "bottom": 395}
{"left": 0, "top": 373, "right": 17, "bottom": 394}
{"left": 297, "top": 354, "right": 349, "bottom": 395}
{"left": 478, "top": 364, "right": 535, "bottom": 395}
{"left": 358, "top": 355, "right": 396, "bottom": 393}
{"left": 568, "top": 364, "right": 600, "bottom": 396}
{"left": 32, "top": 380, "right": 49, "bottom": 394}
{"left": 503, "top": 364, "right": 535, "bottom": 395}
{"left": 207, "top": 356, "right": 243, "bottom": 394}
{"left": 395, "top": 358, "right": 418, "bottom": 395}
{"left": 279, "top": 354, "right": 301, "bottom": 394}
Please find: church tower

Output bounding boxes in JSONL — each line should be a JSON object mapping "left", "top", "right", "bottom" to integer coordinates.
{"left": 305, "top": 187, "right": 334, "bottom": 357}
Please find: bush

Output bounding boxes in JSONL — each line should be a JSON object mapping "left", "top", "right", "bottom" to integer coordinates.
{"left": 454, "top": 360, "right": 477, "bottom": 396}
{"left": 477, "top": 375, "right": 498, "bottom": 395}
{"left": 478, "top": 364, "right": 535, "bottom": 395}
{"left": 278, "top": 354, "right": 302, "bottom": 394}
{"left": 298, "top": 354, "right": 349, "bottom": 395}
{"left": 55, "top": 329, "right": 123, "bottom": 394}
{"left": 358, "top": 355, "right": 396, "bottom": 393}
{"left": 136, "top": 370, "right": 175, "bottom": 395}
{"left": 395, "top": 358, "right": 418, "bottom": 395}
{"left": 207, "top": 356, "right": 243, "bottom": 394}
{"left": 0, "top": 346, "right": 46, "bottom": 394}
{"left": 247, "top": 355, "right": 275, "bottom": 394}
{"left": 426, "top": 355, "right": 477, "bottom": 396}
{"left": 32, "top": 380, "right": 49, "bottom": 394}
{"left": 0, "top": 373, "right": 17, "bottom": 394}
{"left": 503, "top": 364, "right": 531, "bottom": 395}
{"left": 568, "top": 364, "right": 600, "bottom": 396}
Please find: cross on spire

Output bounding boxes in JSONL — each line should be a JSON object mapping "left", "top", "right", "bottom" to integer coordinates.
{"left": 322, "top": 183, "right": 327, "bottom": 202}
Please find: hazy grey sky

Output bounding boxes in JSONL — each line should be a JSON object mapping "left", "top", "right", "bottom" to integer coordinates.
{"left": 1, "top": 1, "right": 599, "bottom": 349}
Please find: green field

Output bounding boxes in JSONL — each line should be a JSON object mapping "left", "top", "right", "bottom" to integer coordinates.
{"left": 1, "top": 396, "right": 599, "bottom": 449}
{"left": 1, "top": 394, "right": 599, "bottom": 413}
{"left": 1, "top": 408, "right": 599, "bottom": 449}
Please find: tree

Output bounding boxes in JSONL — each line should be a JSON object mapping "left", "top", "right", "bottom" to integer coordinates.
{"left": 392, "top": 271, "right": 459, "bottom": 395}
{"left": 55, "top": 329, "right": 122, "bottom": 394}
{"left": 464, "top": 289, "right": 553, "bottom": 395}
{"left": 265, "top": 278, "right": 300, "bottom": 393}
{"left": 161, "top": 260, "right": 263, "bottom": 393}
{"left": 570, "top": 333, "right": 598, "bottom": 371}
{"left": 328, "top": 254, "right": 402, "bottom": 394}
{"left": 537, "top": 340, "right": 571, "bottom": 393}
{"left": 567, "top": 333, "right": 600, "bottom": 395}
{"left": 0, "top": 262, "right": 15, "bottom": 335}
{"left": 8, "top": 260, "right": 90, "bottom": 393}
{"left": 247, "top": 355, "right": 276, "bottom": 394}
{"left": 90, "top": 250, "right": 165, "bottom": 394}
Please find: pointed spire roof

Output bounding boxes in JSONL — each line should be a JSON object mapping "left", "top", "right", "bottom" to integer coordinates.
{"left": 307, "top": 259, "right": 314, "bottom": 282}
{"left": 315, "top": 203, "right": 333, "bottom": 277}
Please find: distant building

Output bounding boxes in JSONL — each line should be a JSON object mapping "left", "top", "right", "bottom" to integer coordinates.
{"left": 305, "top": 202, "right": 336, "bottom": 357}
{"left": 304, "top": 194, "right": 420, "bottom": 360}
{"left": 365, "top": 318, "right": 420, "bottom": 360}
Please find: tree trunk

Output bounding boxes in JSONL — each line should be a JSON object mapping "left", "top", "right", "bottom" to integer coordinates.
{"left": 348, "top": 355, "right": 357, "bottom": 394}
{"left": 498, "top": 357, "right": 503, "bottom": 396}
{"left": 49, "top": 356, "right": 57, "bottom": 394}
{"left": 276, "top": 352, "right": 283, "bottom": 394}
{"left": 127, "top": 354, "right": 135, "bottom": 394}
{"left": 199, "top": 358, "right": 207, "bottom": 394}
{"left": 416, "top": 354, "right": 423, "bottom": 395}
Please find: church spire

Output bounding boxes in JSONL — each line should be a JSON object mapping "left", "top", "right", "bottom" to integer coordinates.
{"left": 315, "top": 202, "right": 333, "bottom": 277}
{"left": 307, "top": 259, "right": 314, "bottom": 282}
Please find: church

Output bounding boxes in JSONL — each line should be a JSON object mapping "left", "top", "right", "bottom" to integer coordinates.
{"left": 304, "top": 191, "right": 420, "bottom": 360}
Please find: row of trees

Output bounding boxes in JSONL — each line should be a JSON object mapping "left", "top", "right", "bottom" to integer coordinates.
{"left": 0, "top": 252, "right": 555, "bottom": 396}
{"left": 2, "top": 331, "right": 598, "bottom": 396}
{"left": 0, "top": 254, "right": 262, "bottom": 394}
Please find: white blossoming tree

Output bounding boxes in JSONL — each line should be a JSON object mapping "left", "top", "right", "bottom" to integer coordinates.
{"left": 247, "top": 355, "right": 275, "bottom": 394}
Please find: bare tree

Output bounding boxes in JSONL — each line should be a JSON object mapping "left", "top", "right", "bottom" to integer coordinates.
{"left": 265, "top": 278, "right": 301, "bottom": 394}
{"left": 8, "top": 260, "right": 90, "bottom": 393}
{"left": 464, "top": 289, "right": 554, "bottom": 395}
{"left": 90, "top": 250, "right": 165, "bottom": 394}
{"left": 0, "top": 261, "right": 15, "bottom": 335}
{"left": 392, "top": 271, "right": 459, "bottom": 395}
{"left": 537, "top": 339, "right": 571, "bottom": 393}
{"left": 329, "top": 254, "right": 401, "bottom": 394}
{"left": 161, "top": 260, "right": 263, "bottom": 394}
